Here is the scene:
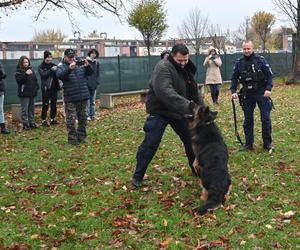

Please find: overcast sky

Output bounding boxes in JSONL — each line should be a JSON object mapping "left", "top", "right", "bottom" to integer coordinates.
{"left": 0, "top": 0, "right": 286, "bottom": 42}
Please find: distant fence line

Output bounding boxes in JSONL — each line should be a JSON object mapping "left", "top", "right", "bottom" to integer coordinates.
{"left": 0, "top": 52, "right": 293, "bottom": 106}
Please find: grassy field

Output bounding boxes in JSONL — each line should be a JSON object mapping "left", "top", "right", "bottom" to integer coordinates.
{"left": 0, "top": 82, "right": 299, "bottom": 249}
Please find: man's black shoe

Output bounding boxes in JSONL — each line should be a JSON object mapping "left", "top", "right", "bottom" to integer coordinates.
{"left": 239, "top": 145, "right": 254, "bottom": 152}
{"left": 132, "top": 178, "right": 142, "bottom": 188}
{"left": 68, "top": 139, "right": 79, "bottom": 145}
{"left": 30, "top": 123, "right": 38, "bottom": 129}
{"left": 263, "top": 145, "right": 274, "bottom": 154}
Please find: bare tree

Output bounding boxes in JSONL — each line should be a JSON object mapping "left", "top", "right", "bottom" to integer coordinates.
{"left": 233, "top": 17, "right": 255, "bottom": 46}
{"left": 0, "top": 0, "right": 129, "bottom": 30}
{"left": 178, "top": 8, "right": 210, "bottom": 54}
{"left": 273, "top": 0, "right": 300, "bottom": 83}
{"left": 208, "top": 24, "right": 230, "bottom": 52}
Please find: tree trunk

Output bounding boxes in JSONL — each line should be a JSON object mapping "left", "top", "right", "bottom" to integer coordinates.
{"left": 288, "top": 7, "right": 300, "bottom": 84}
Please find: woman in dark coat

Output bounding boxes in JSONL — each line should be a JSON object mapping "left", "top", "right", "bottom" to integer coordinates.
{"left": 15, "top": 56, "right": 39, "bottom": 129}
{"left": 38, "top": 51, "right": 60, "bottom": 126}
{"left": 86, "top": 48, "right": 100, "bottom": 120}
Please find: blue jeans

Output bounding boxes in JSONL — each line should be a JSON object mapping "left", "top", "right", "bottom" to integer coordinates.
{"left": 243, "top": 94, "right": 272, "bottom": 147}
{"left": 87, "top": 88, "right": 96, "bottom": 118}
{"left": 209, "top": 84, "right": 220, "bottom": 103}
{"left": 133, "top": 114, "right": 195, "bottom": 181}
{"left": 0, "top": 94, "right": 4, "bottom": 123}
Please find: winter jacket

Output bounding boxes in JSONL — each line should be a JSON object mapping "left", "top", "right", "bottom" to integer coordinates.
{"left": 0, "top": 63, "right": 6, "bottom": 94}
{"left": 86, "top": 57, "right": 100, "bottom": 90}
{"left": 146, "top": 56, "right": 204, "bottom": 120}
{"left": 15, "top": 68, "right": 39, "bottom": 97}
{"left": 231, "top": 52, "right": 273, "bottom": 94}
{"left": 203, "top": 47, "right": 222, "bottom": 85}
{"left": 38, "top": 62, "right": 60, "bottom": 92}
{"left": 56, "top": 61, "right": 93, "bottom": 102}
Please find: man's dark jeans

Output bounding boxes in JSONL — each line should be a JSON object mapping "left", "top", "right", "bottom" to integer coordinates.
{"left": 243, "top": 94, "right": 272, "bottom": 148}
{"left": 133, "top": 114, "right": 195, "bottom": 181}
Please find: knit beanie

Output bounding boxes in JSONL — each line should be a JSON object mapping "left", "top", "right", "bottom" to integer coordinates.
{"left": 44, "top": 50, "right": 52, "bottom": 59}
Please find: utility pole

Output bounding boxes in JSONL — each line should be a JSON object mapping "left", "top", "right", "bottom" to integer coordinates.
{"left": 246, "top": 16, "right": 250, "bottom": 40}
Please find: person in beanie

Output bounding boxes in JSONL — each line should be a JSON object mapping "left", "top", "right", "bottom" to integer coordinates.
{"left": 0, "top": 62, "right": 10, "bottom": 134}
{"left": 160, "top": 50, "right": 170, "bottom": 60}
{"left": 203, "top": 46, "right": 222, "bottom": 104}
{"left": 86, "top": 48, "right": 100, "bottom": 120}
{"left": 15, "top": 56, "right": 39, "bottom": 130}
{"left": 56, "top": 48, "right": 93, "bottom": 145}
{"left": 38, "top": 50, "right": 61, "bottom": 126}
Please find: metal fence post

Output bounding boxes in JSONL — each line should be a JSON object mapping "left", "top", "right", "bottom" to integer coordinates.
{"left": 224, "top": 52, "right": 227, "bottom": 81}
{"left": 117, "top": 54, "right": 121, "bottom": 92}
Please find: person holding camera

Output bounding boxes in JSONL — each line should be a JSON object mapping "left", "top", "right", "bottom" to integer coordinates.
{"left": 15, "top": 56, "right": 39, "bottom": 130}
{"left": 86, "top": 49, "right": 100, "bottom": 120}
{"left": 0, "top": 62, "right": 10, "bottom": 134}
{"left": 203, "top": 46, "right": 222, "bottom": 104}
{"left": 231, "top": 40, "right": 273, "bottom": 153}
{"left": 38, "top": 51, "right": 60, "bottom": 126}
{"left": 56, "top": 48, "right": 93, "bottom": 145}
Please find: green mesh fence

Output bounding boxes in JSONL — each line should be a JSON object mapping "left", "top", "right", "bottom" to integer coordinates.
{"left": 0, "top": 52, "right": 293, "bottom": 106}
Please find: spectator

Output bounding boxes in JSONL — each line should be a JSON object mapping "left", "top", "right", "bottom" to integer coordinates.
{"left": 56, "top": 48, "right": 93, "bottom": 145}
{"left": 203, "top": 46, "right": 222, "bottom": 104}
{"left": 86, "top": 48, "right": 100, "bottom": 120}
{"left": 132, "top": 44, "right": 204, "bottom": 188}
{"left": 160, "top": 50, "right": 170, "bottom": 59}
{"left": 0, "top": 62, "right": 10, "bottom": 134}
{"left": 231, "top": 40, "right": 274, "bottom": 153}
{"left": 15, "top": 56, "right": 39, "bottom": 130}
{"left": 38, "top": 51, "right": 60, "bottom": 126}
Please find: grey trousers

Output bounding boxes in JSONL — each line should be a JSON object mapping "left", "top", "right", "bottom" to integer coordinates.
{"left": 19, "top": 96, "right": 35, "bottom": 126}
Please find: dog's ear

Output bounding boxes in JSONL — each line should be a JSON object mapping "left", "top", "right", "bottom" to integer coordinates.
{"left": 205, "top": 106, "right": 210, "bottom": 114}
{"left": 198, "top": 105, "right": 206, "bottom": 114}
{"left": 210, "top": 111, "right": 218, "bottom": 120}
{"left": 190, "top": 100, "right": 198, "bottom": 110}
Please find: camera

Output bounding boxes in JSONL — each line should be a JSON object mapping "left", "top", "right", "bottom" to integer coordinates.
{"left": 75, "top": 57, "right": 85, "bottom": 66}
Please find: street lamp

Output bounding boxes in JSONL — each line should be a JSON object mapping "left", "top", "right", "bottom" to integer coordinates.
{"left": 100, "top": 32, "right": 107, "bottom": 40}
{"left": 73, "top": 31, "right": 81, "bottom": 41}
{"left": 73, "top": 31, "right": 81, "bottom": 55}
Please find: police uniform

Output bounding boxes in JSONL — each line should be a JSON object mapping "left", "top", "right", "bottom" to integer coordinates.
{"left": 231, "top": 53, "right": 273, "bottom": 150}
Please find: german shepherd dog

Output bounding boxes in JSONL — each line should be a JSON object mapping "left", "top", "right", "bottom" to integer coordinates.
{"left": 188, "top": 102, "right": 231, "bottom": 215}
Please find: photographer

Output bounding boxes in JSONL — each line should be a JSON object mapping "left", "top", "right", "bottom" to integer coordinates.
{"left": 203, "top": 46, "right": 222, "bottom": 104}
{"left": 15, "top": 56, "right": 39, "bottom": 130}
{"left": 231, "top": 40, "right": 273, "bottom": 153}
{"left": 38, "top": 51, "right": 60, "bottom": 126}
{"left": 56, "top": 48, "right": 93, "bottom": 145}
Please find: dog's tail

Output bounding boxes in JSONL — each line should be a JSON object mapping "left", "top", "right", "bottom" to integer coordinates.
{"left": 198, "top": 176, "right": 231, "bottom": 215}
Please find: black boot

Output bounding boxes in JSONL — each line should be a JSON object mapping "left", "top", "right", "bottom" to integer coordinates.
{"left": 0, "top": 123, "right": 10, "bottom": 134}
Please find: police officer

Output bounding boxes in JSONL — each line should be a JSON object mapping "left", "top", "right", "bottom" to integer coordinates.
{"left": 231, "top": 40, "right": 273, "bottom": 153}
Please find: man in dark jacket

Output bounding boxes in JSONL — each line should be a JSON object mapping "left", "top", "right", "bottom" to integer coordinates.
{"left": 231, "top": 40, "right": 273, "bottom": 153}
{"left": 132, "top": 44, "right": 204, "bottom": 188}
{"left": 0, "top": 62, "right": 10, "bottom": 134}
{"left": 56, "top": 48, "right": 93, "bottom": 145}
{"left": 38, "top": 51, "right": 61, "bottom": 126}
